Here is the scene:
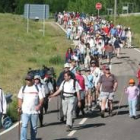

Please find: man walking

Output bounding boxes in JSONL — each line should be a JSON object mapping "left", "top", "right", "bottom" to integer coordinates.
{"left": 34, "top": 75, "right": 48, "bottom": 127}
{"left": 56, "top": 63, "right": 75, "bottom": 122}
{"left": 50, "top": 71, "right": 81, "bottom": 131}
{"left": 18, "top": 74, "right": 44, "bottom": 140}
{"left": 97, "top": 66, "right": 118, "bottom": 118}
{"left": 0, "top": 88, "right": 7, "bottom": 127}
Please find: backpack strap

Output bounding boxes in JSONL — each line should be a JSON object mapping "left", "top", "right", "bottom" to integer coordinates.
{"left": 62, "top": 80, "right": 66, "bottom": 93}
{"left": 73, "top": 79, "right": 76, "bottom": 90}
{"left": 22, "top": 85, "right": 26, "bottom": 93}
{"left": 22, "top": 85, "right": 39, "bottom": 93}
{"left": 35, "top": 84, "right": 39, "bottom": 92}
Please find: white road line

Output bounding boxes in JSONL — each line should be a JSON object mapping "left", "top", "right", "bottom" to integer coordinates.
{"left": 79, "top": 118, "right": 87, "bottom": 125}
{"left": 67, "top": 118, "right": 88, "bottom": 137}
{"left": 67, "top": 130, "right": 77, "bottom": 137}
{"left": 134, "top": 48, "right": 140, "bottom": 53}
{"left": 0, "top": 122, "right": 20, "bottom": 136}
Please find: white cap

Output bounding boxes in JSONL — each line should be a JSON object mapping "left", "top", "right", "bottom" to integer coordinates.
{"left": 64, "top": 63, "right": 70, "bottom": 68}
{"left": 34, "top": 75, "right": 41, "bottom": 80}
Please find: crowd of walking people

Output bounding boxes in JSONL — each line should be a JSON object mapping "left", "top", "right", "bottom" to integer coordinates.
{"left": 0, "top": 11, "right": 140, "bottom": 140}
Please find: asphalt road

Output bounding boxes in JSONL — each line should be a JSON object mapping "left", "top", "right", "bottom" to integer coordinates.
{"left": 1, "top": 47, "right": 140, "bottom": 140}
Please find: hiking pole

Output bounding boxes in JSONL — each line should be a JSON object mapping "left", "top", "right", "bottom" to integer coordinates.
{"left": 18, "top": 111, "right": 21, "bottom": 140}
{"left": 116, "top": 91, "right": 125, "bottom": 116}
{"left": 57, "top": 96, "right": 59, "bottom": 120}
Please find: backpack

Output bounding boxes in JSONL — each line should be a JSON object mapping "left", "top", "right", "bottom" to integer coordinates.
{"left": 22, "top": 84, "right": 39, "bottom": 93}
{"left": 61, "top": 79, "right": 77, "bottom": 98}
{"left": 1, "top": 115, "right": 12, "bottom": 129}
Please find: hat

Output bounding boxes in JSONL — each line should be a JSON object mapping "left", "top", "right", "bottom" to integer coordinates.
{"left": 25, "top": 74, "right": 34, "bottom": 80}
{"left": 105, "top": 66, "right": 110, "bottom": 70}
{"left": 129, "top": 79, "right": 135, "bottom": 84}
{"left": 34, "top": 75, "right": 41, "bottom": 80}
{"left": 76, "top": 67, "right": 81, "bottom": 71}
{"left": 64, "top": 63, "right": 70, "bottom": 68}
{"left": 90, "top": 60, "right": 96, "bottom": 64}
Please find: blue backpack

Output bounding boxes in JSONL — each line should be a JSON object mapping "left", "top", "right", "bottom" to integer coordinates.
{"left": 1, "top": 115, "right": 12, "bottom": 129}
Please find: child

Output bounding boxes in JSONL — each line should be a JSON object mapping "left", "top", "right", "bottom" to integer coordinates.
{"left": 125, "top": 79, "right": 139, "bottom": 119}
{"left": 85, "top": 68, "right": 94, "bottom": 111}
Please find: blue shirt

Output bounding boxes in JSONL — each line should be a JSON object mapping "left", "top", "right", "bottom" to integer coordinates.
{"left": 87, "top": 74, "right": 94, "bottom": 89}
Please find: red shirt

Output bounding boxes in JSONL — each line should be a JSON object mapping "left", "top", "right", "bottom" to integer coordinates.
{"left": 75, "top": 74, "right": 85, "bottom": 90}
{"left": 137, "top": 69, "right": 140, "bottom": 84}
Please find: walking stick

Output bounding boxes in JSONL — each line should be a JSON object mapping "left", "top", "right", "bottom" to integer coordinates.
{"left": 18, "top": 112, "right": 21, "bottom": 140}
{"left": 57, "top": 96, "right": 59, "bottom": 120}
{"left": 116, "top": 91, "right": 125, "bottom": 116}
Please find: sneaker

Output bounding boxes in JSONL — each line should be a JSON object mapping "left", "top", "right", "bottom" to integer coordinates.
{"left": 109, "top": 112, "right": 113, "bottom": 117}
{"left": 101, "top": 111, "right": 105, "bottom": 118}
{"left": 60, "top": 117, "right": 64, "bottom": 122}
{"left": 82, "top": 110, "right": 85, "bottom": 116}
{"left": 133, "top": 116, "right": 137, "bottom": 120}
{"left": 66, "top": 125, "right": 72, "bottom": 132}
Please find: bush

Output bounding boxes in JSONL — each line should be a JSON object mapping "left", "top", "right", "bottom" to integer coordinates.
{"left": 7, "top": 98, "right": 18, "bottom": 122}
{"left": 49, "top": 55, "right": 64, "bottom": 65}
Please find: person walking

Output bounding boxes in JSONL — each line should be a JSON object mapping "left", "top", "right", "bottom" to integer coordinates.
{"left": 0, "top": 88, "right": 7, "bottom": 128}
{"left": 34, "top": 75, "right": 48, "bottom": 127}
{"left": 97, "top": 66, "right": 118, "bottom": 118}
{"left": 75, "top": 67, "right": 86, "bottom": 117}
{"left": 56, "top": 63, "right": 75, "bottom": 122}
{"left": 90, "top": 60, "right": 101, "bottom": 105}
{"left": 50, "top": 71, "right": 81, "bottom": 131}
{"left": 136, "top": 62, "right": 140, "bottom": 110}
{"left": 85, "top": 68, "right": 94, "bottom": 111}
{"left": 18, "top": 74, "right": 44, "bottom": 140}
{"left": 125, "top": 79, "right": 139, "bottom": 119}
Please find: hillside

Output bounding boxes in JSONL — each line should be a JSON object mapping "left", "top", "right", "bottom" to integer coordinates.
{"left": 0, "top": 13, "right": 71, "bottom": 94}
{"left": 114, "top": 15, "right": 140, "bottom": 47}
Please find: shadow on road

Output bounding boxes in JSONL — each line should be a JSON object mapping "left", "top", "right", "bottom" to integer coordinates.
{"left": 117, "top": 110, "right": 129, "bottom": 115}
{"left": 54, "top": 138, "right": 78, "bottom": 140}
{"left": 113, "top": 105, "right": 128, "bottom": 110}
{"left": 113, "top": 100, "right": 119, "bottom": 104}
{"left": 47, "top": 109, "right": 59, "bottom": 114}
{"left": 38, "top": 121, "right": 64, "bottom": 129}
{"left": 36, "top": 138, "right": 42, "bottom": 140}
{"left": 120, "top": 56, "right": 130, "bottom": 59}
{"left": 73, "top": 123, "right": 105, "bottom": 130}
{"left": 112, "top": 62, "right": 122, "bottom": 65}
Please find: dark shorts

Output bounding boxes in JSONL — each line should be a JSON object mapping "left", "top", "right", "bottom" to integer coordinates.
{"left": 106, "top": 52, "right": 113, "bottom": 59}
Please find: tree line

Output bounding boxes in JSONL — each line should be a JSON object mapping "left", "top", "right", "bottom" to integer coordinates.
{"left": 0, "top": 0, "right": 140, "bottom": 15}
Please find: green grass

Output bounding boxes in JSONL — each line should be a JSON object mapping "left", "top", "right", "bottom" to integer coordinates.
{"left": 109, "top": 15, "right": 140, "bottom": 48}
{"left": 0, "top": 13, "right": 72, "bottom": 94}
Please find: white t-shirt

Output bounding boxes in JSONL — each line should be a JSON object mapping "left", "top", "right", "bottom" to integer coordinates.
{"left": 0, "top": 89, "right": 7, "bottom": 114}
{"left": 90, "top": 67, "right": 101, "bottom": 87}
{"left": 59, "top": 79, "right": 81, "bottom": 97}
{"left": 18, "top": 85, "right": 44, "bottom": 114}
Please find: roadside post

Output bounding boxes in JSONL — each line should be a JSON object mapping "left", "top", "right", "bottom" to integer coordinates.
{"left": 96, "top": 2, "right": 102, "bottom": 17}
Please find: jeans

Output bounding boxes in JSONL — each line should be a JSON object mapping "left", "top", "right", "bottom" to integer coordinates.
{"left": 79, "top": 54, "right": 85, "bottom": 64}
{"left": 21, "top": 113, "right": 38, "bottom": 140}
{"left": 128, "top": 99, "right": 137, "bottom": 117}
